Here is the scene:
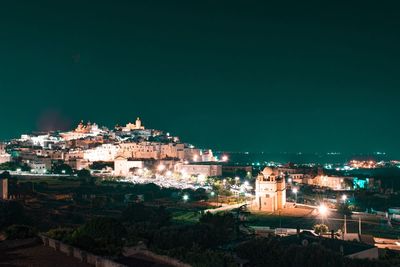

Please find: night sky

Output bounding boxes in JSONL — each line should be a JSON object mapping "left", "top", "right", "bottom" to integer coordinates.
{"left": 1, "top": 1, "right": 399, "bottom": 155}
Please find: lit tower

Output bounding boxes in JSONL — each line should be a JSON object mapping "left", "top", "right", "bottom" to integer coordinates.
{"left": 135, "top": 117, "right": 142, "bottom": 129}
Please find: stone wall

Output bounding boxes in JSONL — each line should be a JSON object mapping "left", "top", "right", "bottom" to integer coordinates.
{"left": 39, "top": 235, "right": 127, "bottom": 267}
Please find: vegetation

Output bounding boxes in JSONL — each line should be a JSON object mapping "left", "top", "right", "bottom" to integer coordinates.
{"left": 52, "top": 162, "right": 73, "bottom": 175}
{"left": 70, "top": 217, "right": 127, "bottom": 256}
{"left": 0, "top": 162, "right": 30, "bottom": 171}
{"left": 0, "top": 201, "right": 28, "bottom": 229}
{"left": 4, "top": 225, "right": 37, "bottom": 240}
{"left": 313, "top": 224, "right": 329, "bottom": 235}
{"left": 337, "top": 203, "right": 353, "bottom": 216}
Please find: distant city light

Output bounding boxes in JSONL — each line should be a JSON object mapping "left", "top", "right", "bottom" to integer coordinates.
{"left": 183, "top": 194, "right": 189, "bottom": 201}
{"left": 342, "top": 194, "right": 347, "bottom": 201}
{"left": 292, "top": 188, "right": 298, "bottom": 194}
{"left": 157, "top": 164, "right": 165, "bottom": 172}
{"left": 221, "top": 155, "right": 228, "bottom": 162}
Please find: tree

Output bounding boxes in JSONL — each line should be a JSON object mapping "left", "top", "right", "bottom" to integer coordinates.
{"left": 313, "top": 224, "right": 329, "bottom": 235}
{"left": 77, "top": 169, "right": 95, "bottom": 185}
{"left": 199, "top": 212, "right": 235, "bottom": 246}
{"left": 5, "top": 225, "right": 37, "bottom": 240}
{"left": 52, "top": 163, "right": 73, "bottom": 175}
{"left": 337, "top": 203, "right": 352, "bottom": 216}
{"left": 0, "top": 171, "right": 11, "bottom": 179}
{"left": 0, "top": 201, "right": 27, "bottom": 229}
{"left": 122, "top": 203, "right": 171, "bottom": 226}
{"left": 71, "top": 217, "right": 126, "bottom": 256}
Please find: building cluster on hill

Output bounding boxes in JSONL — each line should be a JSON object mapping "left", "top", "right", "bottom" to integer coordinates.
{"left": 1, "top": 117, "right": 223, "bottom": 178}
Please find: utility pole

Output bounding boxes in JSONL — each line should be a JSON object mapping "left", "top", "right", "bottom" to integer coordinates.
{"left": 358, "top": 216, "right": 362, "bottom": 235}
{"left": 344, "top": 215, "right": 347, "bottom": 235}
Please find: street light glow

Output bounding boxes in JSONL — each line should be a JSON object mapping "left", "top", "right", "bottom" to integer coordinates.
{"left": 318, "top": 204, "right": 328, "bottom": 216}
{"left": 292, "top": 188, "right": 298, "bottom": 194}
{"left": 183, "top": 194, "right": 189, "bottom": 201}
{"left": 342, "top": 194, "right": 347, "bottom": 201}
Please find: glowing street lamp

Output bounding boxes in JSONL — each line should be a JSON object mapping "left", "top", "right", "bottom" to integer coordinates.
{"left": 183, "top": 194, "right": 189, "bottom": 201}
{"left": 318, "top": 204, "right": 329, "bottom": 224}
{"left": 341, "top": 194, "right": 347, "bottom": 202}
{"left": 221, "top": 155, "right": 228, "bottom": 162}
{"left": 292, "top": 188, "right": 298, "bottom": 203}
{"left": 318, "top": 204, "right": 328, "bottom": 215}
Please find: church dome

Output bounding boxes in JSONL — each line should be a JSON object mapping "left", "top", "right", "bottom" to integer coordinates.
{"left": 262, "top": 167, "right": 274, "bottom": 177}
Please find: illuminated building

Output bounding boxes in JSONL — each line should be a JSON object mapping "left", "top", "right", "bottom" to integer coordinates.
{"left": 174, "top": 163, "right": 222, "bottom": 177}
{"left": 83, "top": 144, "right": 119, "bottom": 162}
{"left": 114, "top": 156, "right": 144, "bottom": 176}
{"left": 253, "top": 167, "right": 286, "bottom": 212}
{"left": 0, "top": 144, "right": 11, "bottom": 164}
{"left": 60, "top": 121, "right": 104, "bottom": 141}
{"left": 119, "top": 117, "right": 145, "bottom": 131}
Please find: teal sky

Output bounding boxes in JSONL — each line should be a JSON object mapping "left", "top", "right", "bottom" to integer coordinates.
{"left": 0, "top": 1, "right": 399, "bottom": 155}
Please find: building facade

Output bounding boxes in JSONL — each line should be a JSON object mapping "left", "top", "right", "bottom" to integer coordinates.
{"left": 253, "top": 167, "right": 286, "bottom": 212}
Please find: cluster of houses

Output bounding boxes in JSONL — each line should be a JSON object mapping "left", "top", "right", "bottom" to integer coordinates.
{"left": 1, "top": 118, "right": 223, "bottom": 178}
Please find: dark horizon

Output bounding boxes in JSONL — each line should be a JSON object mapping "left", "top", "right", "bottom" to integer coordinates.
{"left": 1, "top": 1, "right": 400, "bottom": 155}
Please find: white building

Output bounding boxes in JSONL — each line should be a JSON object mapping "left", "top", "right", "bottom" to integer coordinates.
{"left": 121, "top": 117, "right": 145, "bottom": 131}
{"left": 84, "top": 144, "right": 119, "bottom": 162}
{"left": 0, "top": 144, "right": 11, "bottom": 164}
{"left": 174, "top": 163, "right": 222, "bottom": 177}
{"left": 29, "top": 162, "right": 48, "bottom": 174}
{"left": 114, "top": 156, "right": 144, "bottom": 176}
{"left": 253, "top": 167, "right": 286, "bottom": 212}
{"left": 60, "top": 121, "right": 104, "bottom": 141}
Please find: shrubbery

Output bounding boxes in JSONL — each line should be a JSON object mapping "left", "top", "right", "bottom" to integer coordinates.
{"left": 5, "top": 225, "right": 37, "bottom": 240}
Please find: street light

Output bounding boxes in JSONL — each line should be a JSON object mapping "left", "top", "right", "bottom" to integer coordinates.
{"left": 341, "top": 194, "right": 347, "bottom": 202}
{"left": 318, "top": 204, "right": 328, "bottom": 215}
{"left": 292, "top": 188, "right": 298, "bottom": 203}
{"left": 183, "top": 194, "right": 189, "bottom": 201}
{"left": 318, "top": 204, "right": 329, "bottom": 224}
